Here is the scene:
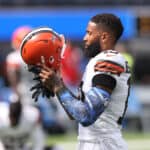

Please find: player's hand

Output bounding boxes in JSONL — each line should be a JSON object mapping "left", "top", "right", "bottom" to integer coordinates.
{"left": 30, "top": 80, "right": 55, "bottom": 102}
{"left": 28, "top": 65, "right": 41, "bottom": 74}
{"left": 27, "top": 65, "right": 55, "bottom": 101}
{"left": 38, "top": 63, "right": 62, "bottom": 93}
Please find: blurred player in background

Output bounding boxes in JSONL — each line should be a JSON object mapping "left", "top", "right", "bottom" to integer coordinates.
{"left": 30, "top": 13, "right": 131, "bottom": 150}
{"left": 0, "top": 48, "right": 13, "bottom": 103}
{"left": 6, "top": 26, "right": 33, "bottom": 105}
{"left": 0, "top": 92, "right": 45, "bottom": 150}
{"left": 6, "top": 26, "right": 66, "bottom": 135}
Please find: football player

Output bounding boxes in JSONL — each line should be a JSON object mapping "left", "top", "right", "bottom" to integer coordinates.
{"left": 6, "top": 26, "right": 33, "bottom": 105}
{"left": 24, "top": 14, "right": 131, "bottom": 150}
{"left": 0, "top": 93, "right": 45, "bottom": 150}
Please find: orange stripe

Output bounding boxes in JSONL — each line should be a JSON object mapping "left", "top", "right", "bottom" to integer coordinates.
{"left": 94, "top": 61, "right": 124, "bottom": 75}
{"left": 95, "top": 67, "right": 119, "bottom": 74}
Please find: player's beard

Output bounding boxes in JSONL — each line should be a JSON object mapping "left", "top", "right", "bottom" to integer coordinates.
{"left": 83, "top": 40, "right": 101, "bottom": 58}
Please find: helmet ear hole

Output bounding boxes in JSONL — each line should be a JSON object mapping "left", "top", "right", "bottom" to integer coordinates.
{"left": 49, "top": 56, "right": 54, "bottom": 64}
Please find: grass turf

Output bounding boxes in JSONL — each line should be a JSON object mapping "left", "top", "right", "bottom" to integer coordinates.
{"left": 47, "top": 131, "right": 150, "bottom": 144}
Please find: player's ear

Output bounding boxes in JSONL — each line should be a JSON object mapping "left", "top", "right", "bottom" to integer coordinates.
{"left": 100, "top": 32, "right": 108, "bottom": 43}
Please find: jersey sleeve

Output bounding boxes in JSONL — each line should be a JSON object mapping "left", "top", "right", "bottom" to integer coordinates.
{"left": 94, "top": 50, "right": 126, "bottom": 77}
{"left": 56, "top": 86, "right": 110, "bottom": 126}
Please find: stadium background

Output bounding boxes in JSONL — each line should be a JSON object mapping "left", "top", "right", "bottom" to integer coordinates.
{"left": 0, "top": 1, "right": 150, "bottom": 150}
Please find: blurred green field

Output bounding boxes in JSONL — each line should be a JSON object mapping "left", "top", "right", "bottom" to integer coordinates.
{"left": 47, "top": 132, "right": 150, "bottom": 150}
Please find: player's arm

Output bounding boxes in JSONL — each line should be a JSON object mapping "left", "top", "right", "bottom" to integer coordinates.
{"left": 55, "top": 74, "right": 116, "bottom": 126}
{"left": 38, "top": 63, "right": 117, "bottom": 126}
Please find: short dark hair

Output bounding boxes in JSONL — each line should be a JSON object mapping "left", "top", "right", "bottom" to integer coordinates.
{"left": 90, "top": 13, "right": 124, "bottom": 43}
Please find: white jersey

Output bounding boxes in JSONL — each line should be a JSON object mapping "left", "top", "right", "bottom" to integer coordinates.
{"left": 6, "top": 50, "right": 33, "bottom": 105}
{"left": 78, "top": 50, "right": 131, "bottom": 140}
{"left": 0, "top": 102, "right": 45, "bottom": 150}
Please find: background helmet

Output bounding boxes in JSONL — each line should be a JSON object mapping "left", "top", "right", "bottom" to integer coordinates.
{"left": 20, "top": 27, "right": 65, "bottom": 70}
{"left": 12, "top": 26, "right": 32, "bottom": 50}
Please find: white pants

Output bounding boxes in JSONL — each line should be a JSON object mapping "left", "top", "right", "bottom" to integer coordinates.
{"left": 77, "top": 134, "right": 128, "bottom": 150}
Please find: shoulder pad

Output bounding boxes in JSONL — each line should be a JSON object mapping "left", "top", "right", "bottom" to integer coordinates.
{"left": 94, "top": 50, "right": 126, "bottom": 75}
